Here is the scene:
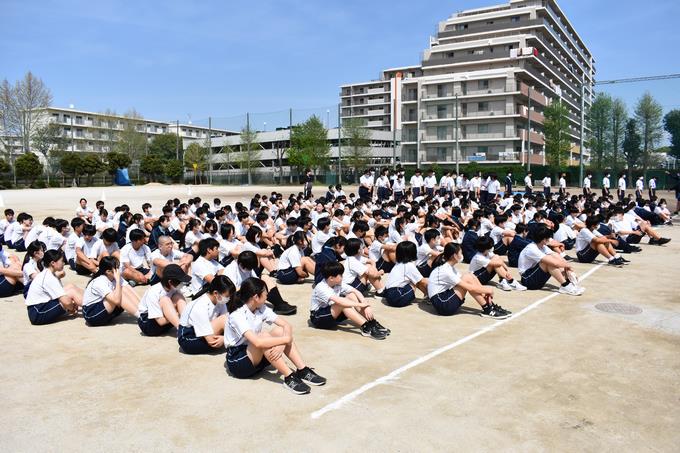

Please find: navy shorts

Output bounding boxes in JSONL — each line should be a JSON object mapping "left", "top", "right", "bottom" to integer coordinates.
{"left": 520, "top": 264, "right": 551, "bottom": 290}
{"left": 149, "top": 273, "right": 161, "bottom": 286}
{"left": 384, "top": 285, "right": 415, "bottom": 308}
{"left": 473, "top": 267, "right": 496, "bottom": 285}
{"left": 82, "top": 302, "right": 124, "bottom": 327}
{"left": 416, "top": 262, "right": 432, "bottom": 278}
{"left": 576, "top": 246, "right": 599, "bottom": 264}
{"left": 430, "top": 289, "right": 464, "bottom": 316}
{"left": 68, "top": 258, "right": 77, "bottom": 271}
{"left": 27, "top": 299, "right": 67, "bottom": 325}
{"left": 309, "top": 305, "right": 347, "bottom": 330}
{"left": 22, "top": 281, "right": 31, "bottom": 298}
{"left": 349, "top": 277, "right": 368, "bottom": 294}
{"left": 277, "top": 267, "right": 299, "bottom": 285}
{"left": 376, "top": 258, "right": 394, "bottom": 273}
{"left": 178, "top": 325, "right": 213, "bottom": 355}
{"left": 13, "top": 238, "right": 26, "bottom": 252}
{"left": 626, "top": 233, "right": 643, "bottom": 244}
{"left": 0, "top": 276, "right": 19, "bottom": 298}
{"left": 137, "top": 312, "right": 172, "bottom": 336}
{"left": 493, "top": 242, "right": 508, "bottom": 256}
{"left": 75, "top": 264, "right": 93, "bottom": 276}
{"left": 226, "top": 344, "right": 270, "bottom": 379}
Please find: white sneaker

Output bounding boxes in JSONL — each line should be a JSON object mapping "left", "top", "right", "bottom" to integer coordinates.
{"left": 559, "top": 282, "right": 582, "bottom": 296}
{"left": 511, "top": 280, "right": 527, "bottom": 291}
{"left": 499, "top": 279, "right": 513, "bottom": 291}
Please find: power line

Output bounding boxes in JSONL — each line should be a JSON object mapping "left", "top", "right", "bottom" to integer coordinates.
{"left": 595, "top": 73, "right": 680, "bottom": 85}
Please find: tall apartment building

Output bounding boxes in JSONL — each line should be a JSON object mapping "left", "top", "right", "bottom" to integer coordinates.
{"left": 340, "top": 0, "right": 595, "bottom": 167}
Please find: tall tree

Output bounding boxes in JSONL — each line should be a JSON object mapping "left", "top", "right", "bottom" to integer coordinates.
{"left": 543, "top": 101, "right": 572, "bottom": 169}
{"left": 15, "top": 152, "right": 43, "bottom": 185}
{"left": 149, "top": 133, "right": 182, "bottom": 160}
{"left": 588, "top": 93, "right": 613, "bottom": 169}
{"left": 342, "top": 117, "right": 371, "bottom": 183}
{"left": 113, "top": 112, "right": 146, "bottom": 161}
{"left": 0, "top": 72, "right": 53, "bottom": 155}
{"left": 622, "top": 119, "right": 642, "bottom": 180}
{"left": 80, "top": 154, "right": 105, "bottom": 185}
{"left": 32, "top": 123, "right": 67, "bottom": 156}
{"left": 59, "top": 152, "right": 82, "bottom": 184}
{"left": 140, "top": 154, "right": 166, "bottom": 182}
{"left": 634, "top": 92, "right": 663, "bottom": 176}
{"left": 610, "top": 98, "right": 627, "bottom": 173}
{"left": 184, "top": 142, "right": 207, "bottom": 184}
{"left": 663, "top": 109, "right": 680, "bottom": 159}
{"left": 289, "top": 115, "right": 331, "bottom": 177}
{"left": 239, "top": 125, "right": 261, "bottom": 185}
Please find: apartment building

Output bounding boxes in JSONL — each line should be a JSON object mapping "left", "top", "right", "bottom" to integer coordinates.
{"left": 340, "top": 0, "right": 595, "bottom": 167}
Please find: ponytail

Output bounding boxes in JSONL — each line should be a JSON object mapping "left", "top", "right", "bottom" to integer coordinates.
{"left": 23, "top": 240, "right": 46, "bottom": 269}
{"left": 227, "top": 277, "right": 267, "bottom": 313}
{"left": 431, "top": 243, "right": 461, "bottom": 270}
{"left": 192, "top": 275, "right": 236, "bottom": 300}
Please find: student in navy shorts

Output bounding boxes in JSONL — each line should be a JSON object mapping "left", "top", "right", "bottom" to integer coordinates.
{"left": 81, "top": 256, "right": 141, "bottom": 327}
{"left": 137, "top": 264, "right": 191, "bottom": 336}
{"left": 0, "top": 244, "right": 24, "bottom": 298}
{"left": 276, "top": 232, "right": 316, "bottom": 285}
{"left": 383, "top": 241, "right": 428, "bottom": 307}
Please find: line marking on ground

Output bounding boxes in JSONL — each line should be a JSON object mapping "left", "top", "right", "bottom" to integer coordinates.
{"left": 311, "top": 264, "right": 604, "bottom": 420}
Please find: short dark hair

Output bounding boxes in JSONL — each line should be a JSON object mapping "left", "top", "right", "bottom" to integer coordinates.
{"left": 237, "top": 250, "right": 258, "bottom": 270}
{"left": 101, "top": 228, "right": 117, "bottom": 243}
{"left": 344, "top": 238, "right": 363, "bottom": 257}
{"left": 396, "top": 241, "right": 417, "bottom": 263}
{"left": 199, "top": 238, "right": 220, "bottom": 256}
{"left": 424, "top": 228, "right": 440, "bottom": 244}
{"left": 322, "top": 261, "right": 344, "bottom": 278}
{"left": 533, "top": 224, "right": 553, "bottom": 243}
{"left": 474, "top": 236, "right": 494, "bottom": 253}
{"left": 317, "top": 217, "right": 331, "bottom": 231}
{"left": 83, "top": 224, "right": 96, "bottom": 236}
{"left": 129, "top": 229, "right": 146, "bottom": 242}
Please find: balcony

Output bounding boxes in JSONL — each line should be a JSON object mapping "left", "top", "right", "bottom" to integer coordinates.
{"left": 521, "top": 130, "right": 545, "bottom": 146}
{"left": 437, "top": 18, "right": 544, "bottom": 39}
{"left": 519, "top": 106, "right": 545, "bottom": 125}
{"left": 422, "top": 48, "right": 511, "bottom": 67}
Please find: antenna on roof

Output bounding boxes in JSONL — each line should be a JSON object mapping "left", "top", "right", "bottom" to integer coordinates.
{"left": 187, "top": 114, "right": 192, "bottom": 125}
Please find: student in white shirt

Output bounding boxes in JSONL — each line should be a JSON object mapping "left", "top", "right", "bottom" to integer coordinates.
{"left": 177, "top": 275, "right": 235, "bottom": 355}
{"left": 524, "top": 172, "right": 533, "bottom": 194}
{"left": 0, "top": 243, "right": 24, "bottom": 298}
{"left": 518, "top": 224, "right": 583, "bottom": 295}
{"left": 617, "top": 173, "right": 627, "bottom": 202}
{"left": 21, "top": 240, "right": 45, "bottom": 298}
{"left": 576, "top": 216, "right": 626, "bottom": 266}
{"left": 424, "top": 170, "right": 437, "bottom": 198}
{"left": 583, "top": 173, "right": 593, "bottom": 196}
{"left": 369, "top": 225, "right": 397, "bottom": 272}
{"left": 602, "top": 173, "right": 611, "bottom": 198}
{"left": 552, "top": 214, "right": 576, "bottom": 250}
{"left": 276, "top": 232, "right": 316, "bottom": 285}
{"left": 150, "top": 235, "right": 192, "bottom": 285}
{"left": 25, "top": 250, "right": 83, "bottom": 325}
{"left": 0, "top": 209, "right": 15, "bottom": 246}
{"left": 137, "top": 264, "right": 191, "bottom": 336}
{"left": 558, "top": 173, "right": 567, "bottom": 197}
{"left": 427, "top": 243, "right": 511, "bottom": 318}
{"left": 225, "top": 277, "right": 326, "bottom": 394}
{"left": 76, "top": 198, "right": 94, "bottom": 223}
{"left": 311, "top": 217, "right": 333, "bottom": 256}
{"left": 384, "top": 241, "right": 428, "bottom": 307}
{"left": 648, "top": 177, "right": 657, "bottom": 199}
{"left": 120, "top": 229, "right": 153, "bottom": 286}
{"left": 416, "top": 229, "right": 442, "bottom": 278}
{"left": 81, "top": 256, "right": 141, "bottom": 326}
{"left": 75, "top": 224, "right": 101, "bottom": 275}
{"left": 469, "top": 236, "right": 526, "bottom": 291}
{"left": 635, "top": 176, "right": 644, "bottom": 200}
{"left": 310, "top": 261, "right": 389, "bottom": 340}
{"left": 410, "top": 169, "right": 424, "bottom": 198}
{"left": 542, "top": 175, "right": 552, "bottom": 199}
{"left": 190, "top": 238, "right": 225, "bottom": 294}
{"left": 341, "top": 238, "right": 384, "bottom": 295}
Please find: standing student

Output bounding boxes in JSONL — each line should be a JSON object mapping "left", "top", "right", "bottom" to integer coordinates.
{"left": 424, "top": 169, "right": 437, "bottom": 198}
{"left": 137, "top": 264, "right": 191, "bottom": 336}
{"left": 383, "top": 241, "right": 428, "bottom": 307}
{"left": 21, "top": 240, "right": 45, "bottom": 297}
{"left": 303, "top": 168, "right": 314, "bottom": 198}
{"left": 504, "top": 172, "right": 513, "bottom": 194}
{"left": 542, "top": 174, "right": 552, "bottom": 199}
{"left": 469, "top": 236, "right": 526, "bottom": 291}
{"left": 410, "top": 169, "right": 424, "bottom": 198}
{"left": 276, "top": 232, "right": 316, "bottom": 285}
{"left": 427, "top": 243, "right": 511, "bottom": 318}
{"left": 602, "top": 172, "right": 611, "bottom": 198}
{"left": 648, "top": 176, "right": 657, "bottom": 200}
{"left": 635, "top": 176, "right": 644, "bottom": 200}
{"left": 524, "top": 172, "right": 533, "bottom": 195}
{"left": 617, "top": 173, "right": 627, "bottom": 202}
{"left": 583, "top": 173, "right": 593, "bottom": 197}
{"left": 558, "top": 173, "right": 567, "bottom": 197}
{"left": 25, "top": 250, "right": 83, "bottom": 325}
{"left": 225, "top": 277, "right": 326, "bottom": 394}
{"left": 177, "top": 275, "right": 235, "bottom": 355}
{"left": 81, "top": 256, "right": 141, "bottom": 326}
{"left": 575, "top": 216, "right": 627, "bottom": 266}
{"left": 310, "top": 262, "right": 388, "bottom": 339}
{"left": 518, "top": 225, "right": 584, "bottom": 295}
{"left": 0, "top": 243, "right": 24, "bottom": 298}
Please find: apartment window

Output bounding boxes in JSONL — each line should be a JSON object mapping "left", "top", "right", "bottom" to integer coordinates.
{"left": 486, "top": 20, "right": 494, "bottom": 25}
{"left": 437, "top": 126, "right": 447, "bottom": 140}
{"left": 456, "top": 24, "right": 468, "bottom": 30}
{"left": 478, "top": 146, "right": 489, "bottom": 153}
{"left": 437, "top": 105, "right": 447, "bottom": 119}
{"left": 76, "top": 129, "right": 83, "bottom": 137}
{"left": 511, "top": 16, "right": 520, "bottom": 23}
{"left": 478, "top": 124, "right": 489, "bottom": 134}
{"left": 64, "top": 115, "right": 70, "bottom": 122}
{"left": 473, "top": 49, "right": 484, "bottom": 55}
{"left": 478, "top": 102, "right": 489, "bottom": 111}
{"left": 478, "top": 80, "right": 489, "bottom": 90}
{"left": 436, "top": 147, "right": 447, "bottom": 160}
{"left": 437, "top": 84, "right": 445, "bottom": 97}
{"left": 446, "top": 52, "right": 455, "bottom": 58}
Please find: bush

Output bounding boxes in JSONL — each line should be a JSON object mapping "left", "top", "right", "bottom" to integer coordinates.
{"left": 140, "top": 154, "right": 165, "bottom": 182}
{"left": 164, "top": 159, "right": 184, "bottom": 182}
{"left": 32, "top": 178, "right": 47, "bottom": 189}
{"left": 15, "top": 153, "right": 43, "bottom": 185}
{"left": 106, "top": 151, "right": 132, "bottom": 175}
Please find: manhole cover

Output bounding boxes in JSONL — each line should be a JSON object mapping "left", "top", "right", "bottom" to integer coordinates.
{"left": 595, "top": 303, "right": 642, "bottom": 315}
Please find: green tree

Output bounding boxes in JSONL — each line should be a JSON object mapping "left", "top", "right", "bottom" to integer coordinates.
{"left": 113, "top": 112, "right": 146, "bottom": 160}
{"left": 184, "top": 142, "right": 207, "bottom": 184}
{"left": 544, "top": 101, "right": 572, "bottom": 169}
{"left": 0, "top": 158, "right": 11, "bottom": 173}
{"left": 59, "top": 152, "right": 82, "bottom": 184}
{"left": 32, "top": 123, "right": 67, "bottom": 156}
{"left": 15, "top": 152, "right": 43, "bottom": 185}
{"left": 634, "top": 92, "right": 663, "bottom": 176}
{"left": 106, "top": 151, "right": 132, "bottom": 175}
{"left": 149, "top": 133, "right": 182, "bottom": 160}
{"left": 622, "top": 119, "right": 642, "bottom": 180}
{"left": 610, "top": 98, "right": 628, "bottom": 173}
{"left": 81, "top": 154, "right": 105, "bottom": 185}
{"left": 164, "top": 159, "right": 184, "bottom": 182}
{"left": 342, "top": 117, "right": 371, "bottom": 183}
{"left": 139, "top": 154, "right": 165, "bottom": 182}
{"left": 587, "top": 93, "right": 612, "bottom": 169}
{"left": 663, "top": 109, "right": 680, "bottom": 159}
{"left": 238, "top": 126, "right": 261, "bottom": 185}
{"left": 289, "top": 115, "right": 331, "bottom": 178}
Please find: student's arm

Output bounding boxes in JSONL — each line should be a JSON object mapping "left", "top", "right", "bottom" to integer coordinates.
{"left": 273, "top": 317, "right": 293, "bottom": 337}
{"left": 329, "top": 294, "right": 368, "bottom": 309}
{"left": 243, "top": 329, "right": 290, "bottom": 349}
{"left": 104, "top": 271, "right": 123, "bottom": 306}
{"left": 541, "top": 253, "right": 571, "bottom": 270}
{"left": 0, "top": 266, "right": 23, "bottom": 279}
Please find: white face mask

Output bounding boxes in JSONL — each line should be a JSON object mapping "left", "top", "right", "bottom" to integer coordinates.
{"left": 216, "top": 294, "right": 230, "bottom": 305}
{"left": 175, "top": 282, "right": 186, "bottom": 290}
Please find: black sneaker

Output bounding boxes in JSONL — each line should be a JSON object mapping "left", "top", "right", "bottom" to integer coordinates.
{"left": 361, "top": 322, "right": 387, "bottom": 340}
{"left": 273, "top": 301, "right": 297, "bottom": 316}
{"left": 296, "top": 367, "right": 327, "bottom": 386}
{"left": 658, "top": 237, "right": 671, "bottom": 245}
{"left": 608, "top": 258, "right": 624, "bottom": 267}
{"left": 629, "top": 246, "right": 642, "bottom": 253}
{"left": 648, "top": 238, "right": 659, "bottom": 245}
{"left": 283, "top": 373, "right": 310, "bottom": 395}
{"left": 480, "top": 303, "right": 512, "bottom": 320}
{"left": 618, "top": 256, "right": 631, "bottom": 264}
{"left": 370, "top": 319, "right": 391, "bottom": 336}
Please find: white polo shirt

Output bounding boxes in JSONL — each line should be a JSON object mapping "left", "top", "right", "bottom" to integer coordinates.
{"left": 310, "top": 280, "right": 353, "bottom": 312}
{"left": 342, "top": 255, "right": 367, "bottom": 285}
{"left": 179, "top": 294, "right": 227, "bottom": 337}
{"left": 385, "top": 262, "right": 423, "bottom": 289}
{"left": 120, "top": 243, "right": 152, "bottom": 271}
{"left": 138, "top": 283, "right": 179, "bottom": 319}
{"left": 77, "top": 236, "right": 101, "bottom": 259}
{"left": 518, "top": 243, "right": 552, "bottom": 275}
{"left": 25, "top": 269, "right": 66, "bottom": 306}
{"left": 469, "top": 252, "right": 493, "bottom": 273}
{"left": 278, "top": 245, "right": 303, "bottom": 271}
{"left": 224, "top": 261, "right": 256, "bottom": 289}
{"left": 225, "top": 303, "right": 277, "bottom": 347}
{"left": 576, "top": 228, "right": 601, "bottom": 253}
{"left": 427, "top": 263, "right": 461, "bottom": 298}
{"left": 82, "top": 275, "right": 115, "bottom": 307}
{"left": 191, "top": 256, "right": 224, "bottom": 293}
{"left": 410, "top": 175, "right": 423, "bottom": 188}
{"left": 150, "top": 248, "right": 185, "bottom": 278}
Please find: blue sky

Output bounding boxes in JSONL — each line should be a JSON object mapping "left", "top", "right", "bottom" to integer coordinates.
{"left": 2, "top": 0, "right": 679, "bottom": 132}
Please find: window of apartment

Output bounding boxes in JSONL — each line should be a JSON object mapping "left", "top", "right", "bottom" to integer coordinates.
{"left": 436, "top": 147, "right": 448, "bottom": 160}
{"left": 511, "top": 16, "right": 520, "bottom": 23}
{"left": 473, "top": 49, "right": 484, "bottom": 55}
{"left": 478, "top": 102, "right": 489, "bottom": 111}
{"left": 437, "top": 126, "right": 447, "bottom": 140}
{"left": 437, "top": 105, "right": 447, "bottom": 119}
{"left": 486, "top": 20, "right": 494, "bottom": 25}
{"left": 63, "top": 115, "right": 70, "bottom": 122}
{"left": 76, "top": 129, "right": 83, "bottom": 137}
{"left": 437, "top": 84, "right": 446, "bottom": 97}
{"left": 456, "top": 24, "right": 468, "bottom": 30}
{"left": 478, "top": 146, "right": 489, "bottom": 153}
{"left": 478, "top": 124, "right": 489, "bottom": 134}
{"left": 478, "top": 80, "right": 489, "bottom": 90}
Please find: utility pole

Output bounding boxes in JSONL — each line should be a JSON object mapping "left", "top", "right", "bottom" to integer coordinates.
{"left": 289, "top": 108, "right": 293, "bottom": 184}
{"left": 579, "top": 76, "right": 585, "bottom": 188}
{"left": 208, "top": 116, "right": 213, "bottom": 185}
{"left": 454, "top": 92, "right": 459, "bottom": 174}
{"left": 527, "top": 85, "right": 532, "bottom": 173}
{"left": 338, "top": 103, "right": 342, "bottom": 185}
{"left": 175, "top": 120, "right": 179, "bottom": 160}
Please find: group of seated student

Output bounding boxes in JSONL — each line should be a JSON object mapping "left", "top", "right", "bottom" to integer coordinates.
{"left": 0, "top": 167, "right": 674, "bottom": 392}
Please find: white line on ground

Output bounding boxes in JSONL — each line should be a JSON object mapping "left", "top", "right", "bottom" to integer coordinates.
{"left": 311, "top": 264, "right": 604, "bottom": 420}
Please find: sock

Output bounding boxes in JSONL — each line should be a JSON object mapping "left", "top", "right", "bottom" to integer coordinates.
{"left": 615, "top": 254, "right": 621, "bottom": 259}
{"left": 609, "top": 257, "right": 616, "bottom": 262}
{"left": 267, "top": 287, "right": 286, "bottom": 306}
{"left": 561, "top": 281, "right": 570, "bottom": 287}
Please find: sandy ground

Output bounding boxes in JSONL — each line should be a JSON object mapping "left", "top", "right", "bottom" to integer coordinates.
{"left": 0, "top": 184, "right": 679, "bottom": 452}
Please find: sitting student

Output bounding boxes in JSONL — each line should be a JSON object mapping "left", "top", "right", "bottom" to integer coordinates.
{"left": 25, "top": 250, "right": 83, "bottom": 325}
{"left": 9, "top": 212, "right": 33, "bottom": 251}
{"left": 137, "top": 264, "right": 191, "bottom": 336}
{"left": 311, "top": 217, "right": 333, "bottom": 256}
{"left": 469, "top": 236, "right": 526, "bottom": 291}
{"left": 311, "top": 261, "right": 389, "bottom": 339}
{"left": 427, "top": 243, "right": 511, "bottom": 318}
{"left": 225, "top": 277, "right": 326, "bottom": 394}
{"left": 599, "top": 211, "right": 640, "bottom": 253}
{"left": 177, "top": 275, "right": 235, "bottom": 355}
{"left": 610, "top": 206, "right": 671, "bottom": 246}
{"left": 461, "top": 219, "right": 480, "bottom": 264}
{"left": 190, "top": 238, "right": 225, "bottom": 296}
{"left": 653, "top": 198, "right": 673, "bottom": 225}
{"left": 576, "top": 216, "right": 628, "bottom": 266}
{"left": 150, "top": 236, "right": 192, "bottom": 285}
{"left": 65, "top": 217, "right": 85, "bottom": 271}
{"left": 93, "top": 228, "right": 121, "bottom": 260}
{"left": 341, "top": 238, "right": 384, "bottom": 295}
{"left": 276, "top": 232, "right": 316, "bottom": 285}
{"left": 243, "top": 226, "right": 278, "bottom": 277}
{"left": 0, "top": 208, "right": 15, "bottom": 246}
{"left": 489, "top": 214, "right": 515, "bottom": 256}
{"left": 314, "top": 236, "right": 346, "bottom": 286}
{"left": 368, "top": 225, "right": 396, "bottom": 273}
{"left": 552, "top": 214, "right": 576, "bottom": 250}
{"left": 21, "top": 240, "right": 45, "bottom": 297}
{"left": 416, "top": 228, "right": 442, "bottom": 278}
{"left": 82, "top": 257, "right": 141, "bottom": 326}
{"left": 119, "top": 229, "right": 153, "bottom": 286}
{"left": 507, "top": 223, "right": 531, "bottom": 268}
{"left": 183, "top": 218, "right": 203, "bottom": 254}
{"left": 518, "top": 225, "right": 584, "bottom": 296}
{"left": 0, "top": 243, "right": 24, "bottom": 297}
{"left": 384, "top": 241, "right": 428, "bottom": 307}
{"left": 148, "top": 215, "right": 171, "bottom": 251}
{"left": 225, "top": 251, "right": 297, "bottom": 315}
{"left": 75, "top": 224, "right": 102, "bottom": 275}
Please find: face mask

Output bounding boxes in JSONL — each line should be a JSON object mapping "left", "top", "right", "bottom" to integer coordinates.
{"left": 175, "top": 282, "right": 186, "bottom": 290}
{"left": 435, "top": 238, "right": 442, "bottom": 247}
{"left": 216, "top": 295, "right": 230, "bottom": 305}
